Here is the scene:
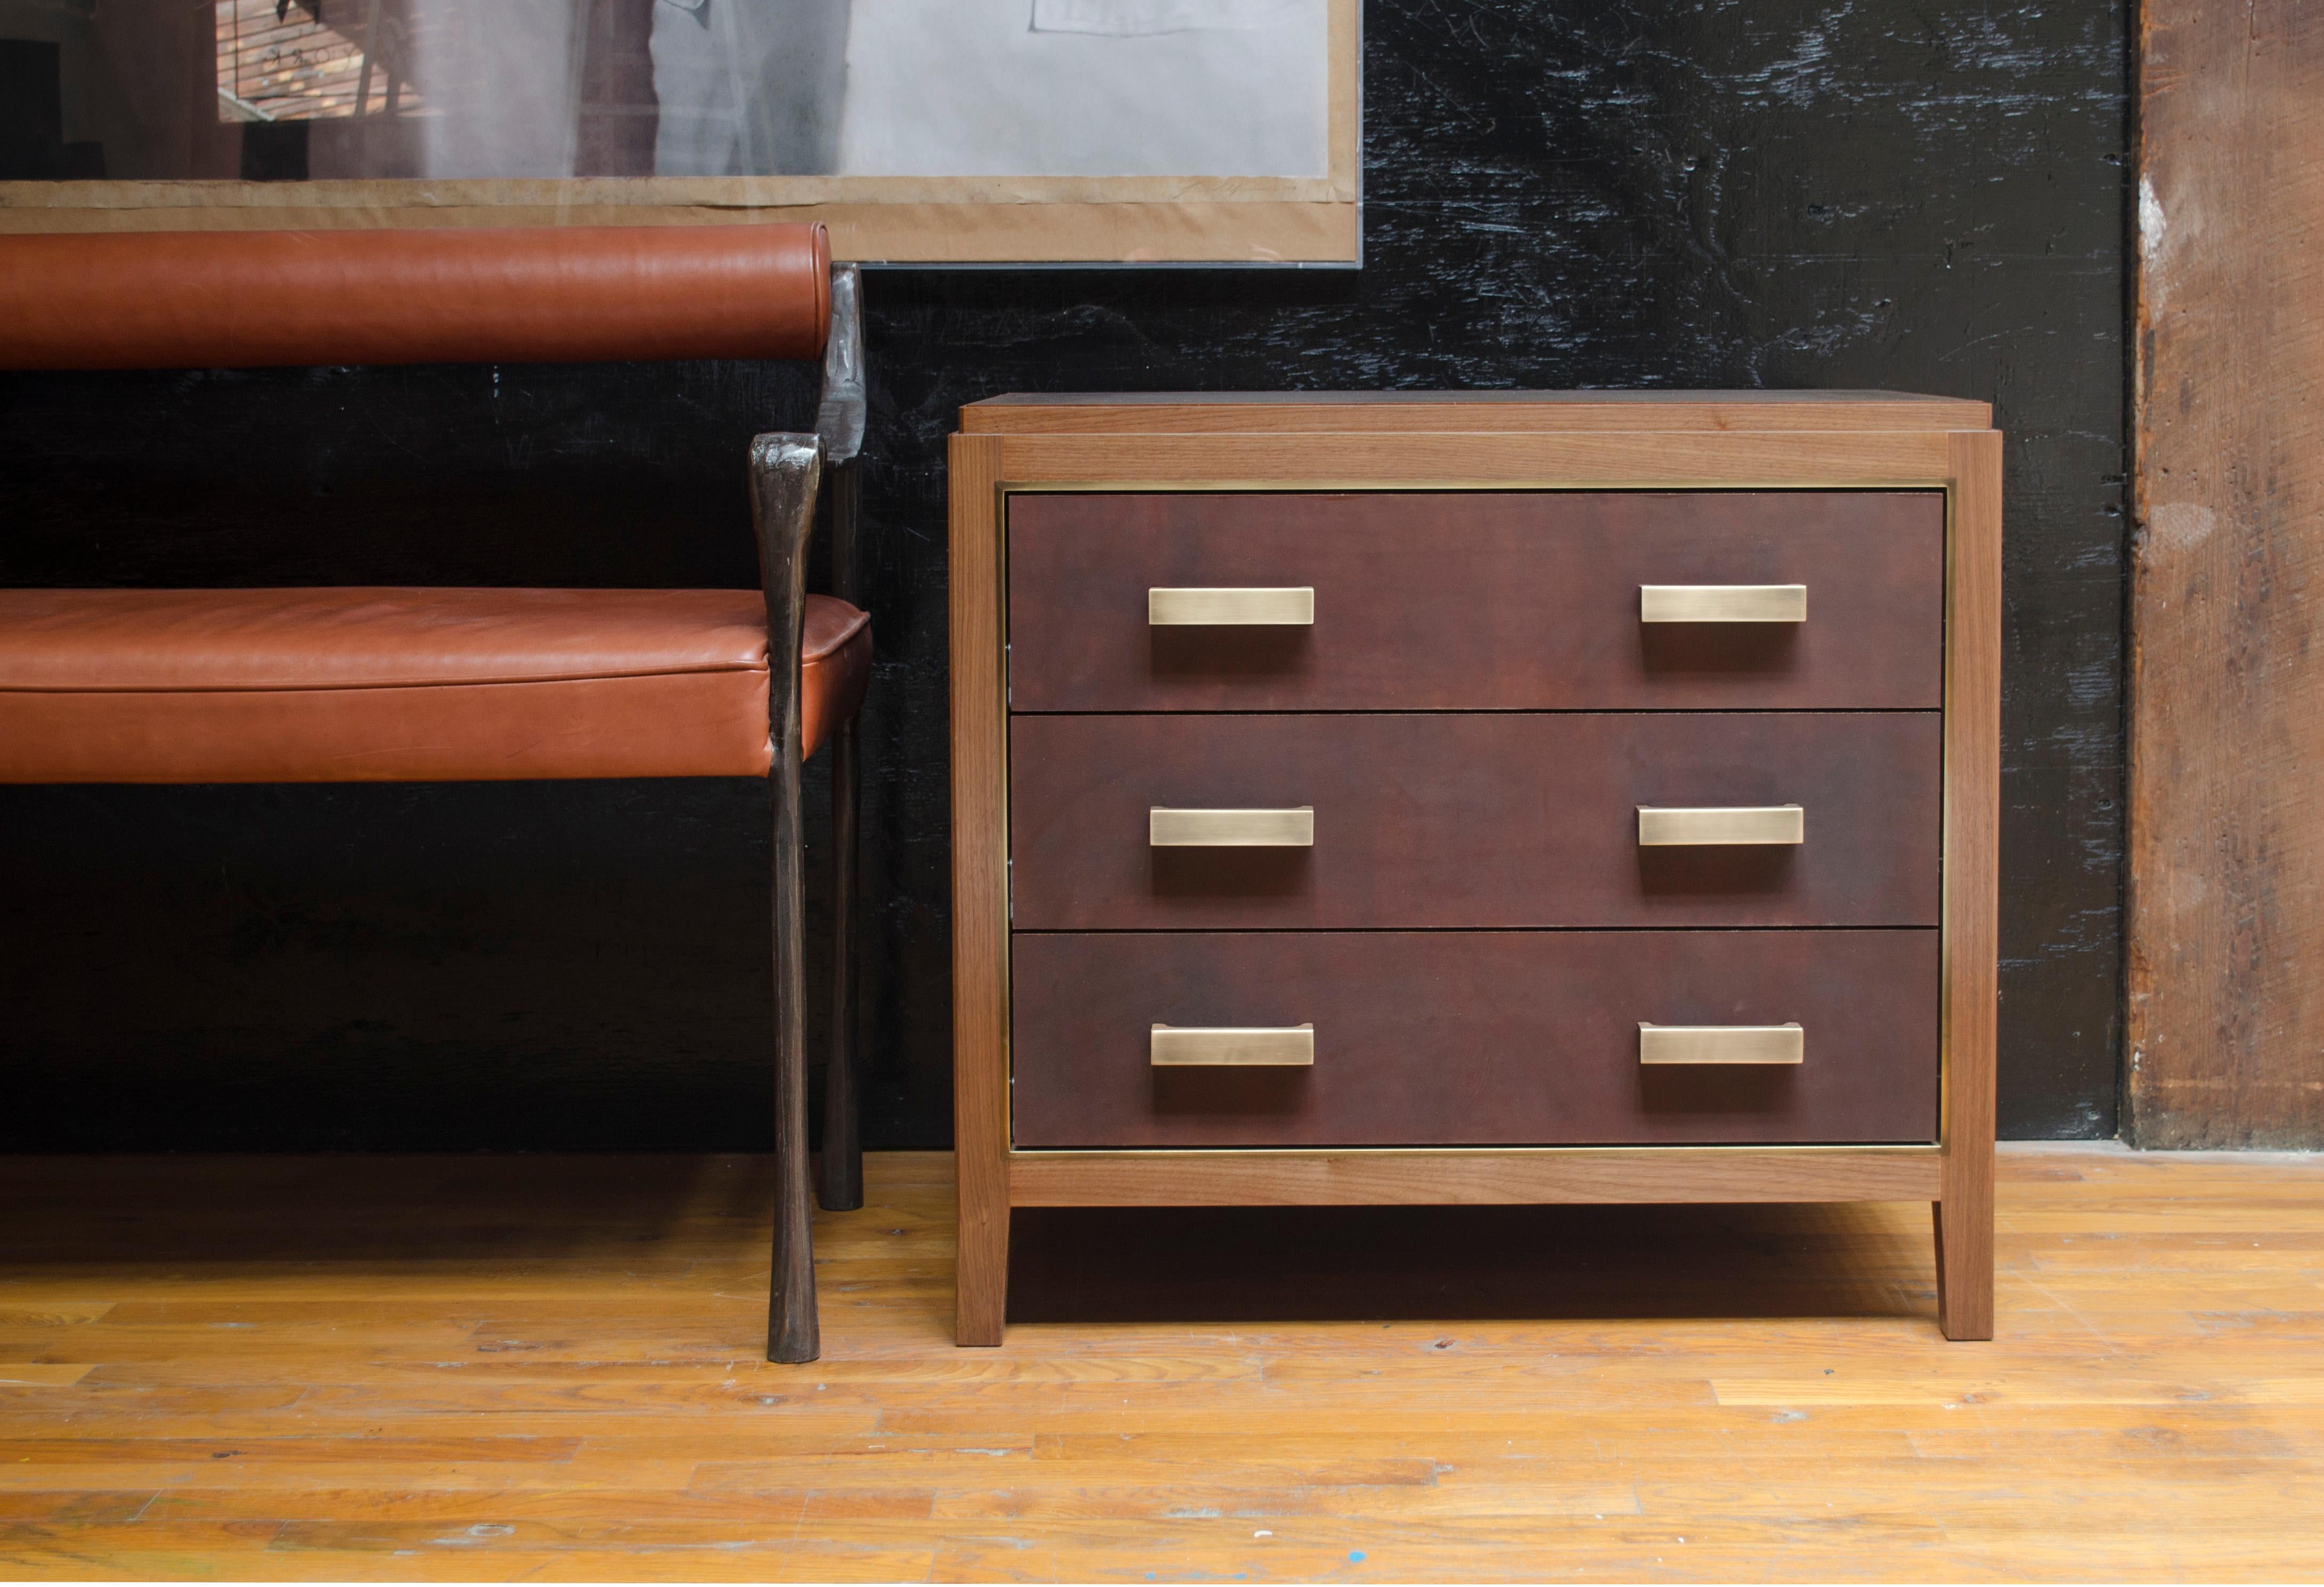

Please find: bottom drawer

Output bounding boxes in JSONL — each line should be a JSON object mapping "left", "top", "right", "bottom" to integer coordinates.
{"left": 1011, "top": 931, "right": 1938, "bottom": 1147}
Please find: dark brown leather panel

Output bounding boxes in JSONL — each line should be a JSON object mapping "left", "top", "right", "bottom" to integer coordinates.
{"left": 1007, "top": 491, "right": 1943, "bottom": 712}
{"left": 1010, "top": 929, "right": 1940, "bottom": 1147}
{"left": 0, "top": 588, "right": 869, "bottom": 782}
{"left": 0, "top": 589, "right": 772, "bottom": 691}
{"left": 800, "top": 596, "right": 872, "bottom": 666}
{"left": 0, "top": 224, "right": 829, "bottom": 370}
{"left": 1010, "top": 711, "right": 1941, "bottom": 929}
{"left": 0, "top": 671, "right": 772, "bottom": 783}
{"left": 801, "top": 599, "right": 872, "bottom": 761}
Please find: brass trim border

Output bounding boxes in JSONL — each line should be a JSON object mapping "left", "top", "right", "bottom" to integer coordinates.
{"left": 995, "top": 477, "right": 1954, "bottom": 495}
{"left": 989, "top": 469, "right": 1965, "bottom": 1179}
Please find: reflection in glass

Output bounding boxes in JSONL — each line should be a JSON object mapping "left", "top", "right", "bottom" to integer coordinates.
{"left": 2, "top": 0, "right": 1328, "bottom": 184}
{"left": 215, "top": 1, "right": 411, "bottom": 124}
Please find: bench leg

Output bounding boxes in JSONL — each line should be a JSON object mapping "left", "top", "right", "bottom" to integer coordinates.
{"left": 767, "top": 726, "right": 818, "bottom": 1364}
{"left": 754, "top": 434, "right": 822, "bottom": 1365}
{"left": 819, "top": 714, "right": 864, "bottom": 1213}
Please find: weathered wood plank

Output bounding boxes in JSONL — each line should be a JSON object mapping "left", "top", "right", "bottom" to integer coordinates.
{"left": 2130, "top": 1, "right": 2324, "bottom": 1146}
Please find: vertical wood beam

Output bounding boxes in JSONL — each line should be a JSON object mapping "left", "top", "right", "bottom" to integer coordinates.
{"left": 2130, "top": 2, "right": 2324, "bottom": 1147}
{"left": 949, "top": 435, "right": 1010, "bottom": 1344}
{"left": 1939, "top": 430, "right": 2002, "bottom": 1340}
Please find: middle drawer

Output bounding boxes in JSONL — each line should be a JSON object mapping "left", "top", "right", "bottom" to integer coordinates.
{"left": 1010, "top": 712, "right": 1941, "bottom": 930}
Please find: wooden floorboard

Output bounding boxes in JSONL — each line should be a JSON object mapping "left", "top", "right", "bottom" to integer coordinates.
{"left": 0, "top": 1145, "right": 2320, "bottom": 1581}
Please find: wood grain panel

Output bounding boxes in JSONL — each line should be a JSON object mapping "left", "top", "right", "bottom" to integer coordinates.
{"left": 1009, "top": 712, "right": 1942, "bottom": 930}
{"left": 1940, "top": 431, "right": 2003, "bottom": 1340}
{"left": 2128, "top": 0, "right": 2324, "bottom": 1148}
{"left": 1009, "top": 1146, "right": 1943, "bottom": 1206}
{"left": 1010, "top": 930, "right": 1940, "bottom": 1147}
{"left": 1007, "top": 491, "right": 1944, "bottom": 713}
{"left": 963, "top": 390, "right": 1994, "bottom": 434}
{"left": 992, "top": 430, "right": 1954, "bottom": 491}
{"left": 947, "top": 434, "right": 1010, "bottom": 1347}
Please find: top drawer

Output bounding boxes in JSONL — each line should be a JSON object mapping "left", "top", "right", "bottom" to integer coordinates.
{"left": 1007, "top": 490, "right": 1943, "bottom": 712}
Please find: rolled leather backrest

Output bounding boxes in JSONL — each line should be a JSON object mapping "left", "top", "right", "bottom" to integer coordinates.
{"left": 0, "top": 223, "right": 829, "bottom": 370}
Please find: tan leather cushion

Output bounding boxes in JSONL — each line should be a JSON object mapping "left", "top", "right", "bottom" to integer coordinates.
{"left": 0, "top": 224, "right": 829, "bottom": 371}
{"left": 0, "top": 589, "right": 869, "bottom": 783}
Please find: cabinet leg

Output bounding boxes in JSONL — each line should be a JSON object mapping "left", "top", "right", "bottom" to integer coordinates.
{"left": 1933, "top": 1198, "right": 1993, "bottom": 1341}
{"left": 955, "top": 1199, "right": 1008, "bottom": 1347}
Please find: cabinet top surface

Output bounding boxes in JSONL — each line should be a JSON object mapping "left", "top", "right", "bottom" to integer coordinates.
{"left": 961, "top": 389, "right": 1993, "bottom": 436}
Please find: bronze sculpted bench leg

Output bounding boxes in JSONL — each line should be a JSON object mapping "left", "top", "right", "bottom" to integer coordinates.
{"left": 822, "top": 704, "right": 862, "bottom": 1212}
{"left": 814, "top": 265, "right": 869, "bottom": 1217}
{"left": 757, "top": 263, "right": 869, "bottom": 1359}
{"left": 752, "top": 433, "right": 823, "bottom": 1364}
{"left": 819, "top": 454, "right": 865, "bottom": 1214}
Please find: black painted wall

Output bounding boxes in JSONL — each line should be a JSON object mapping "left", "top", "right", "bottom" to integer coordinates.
{"left": 0, "top": 3, "right": 2128, "bottom": 1149}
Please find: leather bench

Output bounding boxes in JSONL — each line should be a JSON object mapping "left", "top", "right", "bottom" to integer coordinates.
{"left": 0, "top": 223, "right": 870, "bottom": 1363}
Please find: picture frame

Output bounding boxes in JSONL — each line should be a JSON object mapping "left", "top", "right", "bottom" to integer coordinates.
{"left": 0, "top": 0, "right": 1360, "bottom": 265}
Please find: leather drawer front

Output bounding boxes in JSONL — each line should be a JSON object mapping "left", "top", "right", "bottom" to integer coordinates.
{"left": 1009, "top": 712, "right": 1941, "bottom": 930}
{"left": 1007, "top": 491, "right": 1943, "bottom": 713}
{"left": 1010, "top": 930, "right": 1940, "bottom": 1147}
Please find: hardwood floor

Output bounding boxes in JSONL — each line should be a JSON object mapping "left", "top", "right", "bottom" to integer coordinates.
{"left": 2, "top": 1144, "right": 2321, "bottom": 1581}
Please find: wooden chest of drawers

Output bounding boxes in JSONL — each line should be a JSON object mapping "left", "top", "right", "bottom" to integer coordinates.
{"left": 950, "top": 392, "right": 2000, "bottom": 1345}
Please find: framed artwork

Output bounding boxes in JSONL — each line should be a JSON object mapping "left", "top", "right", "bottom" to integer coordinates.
{"left": 0, "top": 0, "right": 1360, "bottom": 264}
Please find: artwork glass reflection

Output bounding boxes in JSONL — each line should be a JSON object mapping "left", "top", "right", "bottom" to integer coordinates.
{"left": 0, "top": 0, "right": 1328, "bottom": 182}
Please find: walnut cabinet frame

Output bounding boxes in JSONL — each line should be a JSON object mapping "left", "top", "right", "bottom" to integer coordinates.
{"left": 948, "top": 393, "right": 2001, "bottom": 1346}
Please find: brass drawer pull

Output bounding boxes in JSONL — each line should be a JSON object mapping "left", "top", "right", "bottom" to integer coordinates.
{"left": 1638, "top": 1023, "right": 1805, "bottom": 1065}
{"left": 1149, "top": 807, "right": 1315, "bottom": 847}
{"left": 1640, "top": 584, "right": 1807, "bottom": 623}
{"left": 1637, "top": 804, "right": 1804, "bottom": 846}
{"left": 1148, "top": 587, "right": 1316, "bottom": 626}
{"left": 1151, "top": 1024, "right": 1316, "bottom": 1067}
